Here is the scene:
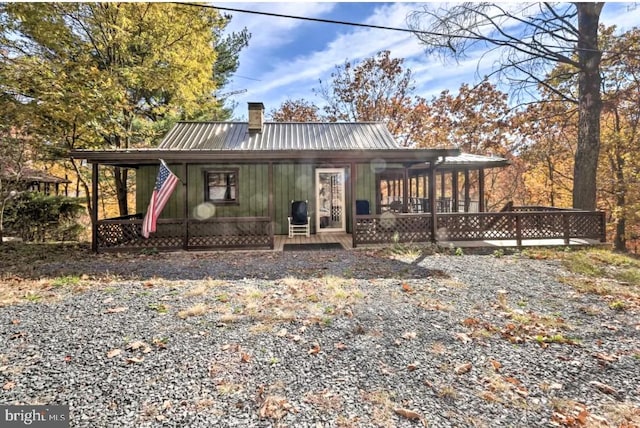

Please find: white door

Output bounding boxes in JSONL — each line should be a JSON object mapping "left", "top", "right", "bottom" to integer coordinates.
{"left": 316, "top": 168, "right": 346, "bottom": 233}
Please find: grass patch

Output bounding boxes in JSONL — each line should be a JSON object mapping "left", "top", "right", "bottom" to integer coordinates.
{"left": 177, "top": 303, "right": 208, "bottom": 319}
{"left": 51, "top": 275, "right": 81, "bottom": 287}
{"left": 525, "top": 248, "right": 640, "bottom": 308}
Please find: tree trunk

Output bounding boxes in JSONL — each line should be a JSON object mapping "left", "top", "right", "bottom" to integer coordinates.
{"left": 114, "top": 166, "right": 129, "bottom": 216}
{"left": 572, "top": 3, "right": 604, "bottom": 210}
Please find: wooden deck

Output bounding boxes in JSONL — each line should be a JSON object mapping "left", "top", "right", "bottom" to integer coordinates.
{"left": 274, "top": 233, "right": 353, "bottom": 251}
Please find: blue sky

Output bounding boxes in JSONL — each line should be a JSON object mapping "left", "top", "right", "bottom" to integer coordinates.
{"left": 219, "top": 2, "right": 640, "bottom": 119}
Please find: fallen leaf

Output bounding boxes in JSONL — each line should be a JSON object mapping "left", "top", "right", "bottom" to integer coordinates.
{"left": 102, "top": 297, "right": 114, "bottom": 304}
{"left": 402, "top": 331, "right": 417, "bottom": 340}
{"left": 589, "top": 381, "right": 618, "bottom": 396}
{"left": 401, "top": 283, "right": 414, "bottom": 293}
{"left": 291, "top": 335, "right": 302, "bottom": 342}
{"left": 455, "top": 362, "right": 472, "bottom": 374}
{"left": 64, "top": 355, "right": 72, "bottom": 363}
{"left": 593, "top": 352, "right": 618, "bottom": 363}
{"left": 394, "top": 408, "right": 421, "bottom": 420}
{"left": 454, "top": 332, "right": 472, "bottom": 344}
{"left": 407, "top": 362, "right": 419, "bottom": 371}
{"left": 3, "top": 381, "right": 15, "bottom": 390}
{"left": 105, "top": 306, "right": 128, "bottom": 314}
{"left": 221, "top": 344, "right": 231, "bottom": 351}
{"left": 240, "top": 352, "right": 251, "bottom": 363}
{"left": 276, "top": 328, "right": 288, "bottom": 337}
{"left": 144, "top": 281, "right": 154, "bottom": 288}
{"left": 308, "top": 343, "right": 321, "bottom": 355}
{"left": 106, "top": 349, "right": 122, "bottom": 358}
{"left": 11, "top": 319, "right": 20, "bottom": 325}
{"left": 259, "top": 395, "right": 295, "bottom": 420}
{"left": 334, "top": 342, "right": 347, "bottom": 351}
{"left": 490, "top": 359, "right": 502, "bottom": 372}
{"left": 126, "top": 340, "right": 152, "bottom": 353}
{"left": 126, "top": 356, "right": 144, "bottom": 364}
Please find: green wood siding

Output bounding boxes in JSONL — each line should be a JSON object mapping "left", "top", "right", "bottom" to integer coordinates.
{"left": 273, "top": 164, "right": 314, "bottom": 235}
{"left": 135, "top": 162, "right": 379, "bottom": 236}
{"left": 136, "top": 164, "right": 269, "bottom": 219}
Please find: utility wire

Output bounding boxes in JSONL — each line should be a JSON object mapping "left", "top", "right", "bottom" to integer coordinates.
{"left": 174, "top": 2, "right": 638, "bottom": 56}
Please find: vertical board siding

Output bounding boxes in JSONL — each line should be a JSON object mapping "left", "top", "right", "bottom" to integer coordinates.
{"left": 274, "top": 164, "right": 315, "bottom": 235}
{"left": 134, "top": 162, "right": 378, "bottom": 236}
{"left": 136, "top": 164, "right": 269, "bottom": 220}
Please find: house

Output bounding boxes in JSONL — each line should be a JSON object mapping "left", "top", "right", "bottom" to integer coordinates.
{"left": 72, "top": 102, "right": 606, "bottom": 252}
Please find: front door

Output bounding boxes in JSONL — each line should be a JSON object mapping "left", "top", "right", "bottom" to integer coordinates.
{"left": 316, "top": 168, "right": 346, "bottom": 233}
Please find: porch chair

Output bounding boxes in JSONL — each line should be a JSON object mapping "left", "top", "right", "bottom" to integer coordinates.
{"left": 288, "top": 200, "right": 311, "bottom": 238}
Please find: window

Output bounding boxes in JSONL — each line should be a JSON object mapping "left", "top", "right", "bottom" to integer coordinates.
{"left": 205, "top": 170, "right": 238, "bottom": 204}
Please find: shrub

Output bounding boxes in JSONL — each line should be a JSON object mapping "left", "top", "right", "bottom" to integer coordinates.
{"left": 3, "top": 192, "right": 84, "bottom": 242}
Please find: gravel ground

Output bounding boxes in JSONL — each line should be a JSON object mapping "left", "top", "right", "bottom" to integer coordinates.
{"left": 1, "top": 248, "right": 639, "bottom": 427}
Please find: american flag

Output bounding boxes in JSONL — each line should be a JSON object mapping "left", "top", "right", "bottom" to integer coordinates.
{"left": 142, "top": 160, "right": 179, "bottom": 238}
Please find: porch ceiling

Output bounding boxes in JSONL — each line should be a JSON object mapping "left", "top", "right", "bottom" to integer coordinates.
{"left": 70, "top": 148, "right": 461, "bottom": 167}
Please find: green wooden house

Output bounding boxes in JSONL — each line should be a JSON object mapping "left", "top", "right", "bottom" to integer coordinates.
{"left": 72, "top": 103, "right": 605, "bottom": 252}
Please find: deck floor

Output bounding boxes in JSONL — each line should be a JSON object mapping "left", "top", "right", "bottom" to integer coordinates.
{"left": 274, "top": 234, "right": 604, "bottom": 251}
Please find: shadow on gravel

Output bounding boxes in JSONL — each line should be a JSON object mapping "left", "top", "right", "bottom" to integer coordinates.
{"left": 1, "top": 243, "right": 447, "bottom": 281}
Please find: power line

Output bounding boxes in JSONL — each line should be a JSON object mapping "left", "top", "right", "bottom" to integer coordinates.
{"left": 174, "top": 2, "right": 640, "bottom": 57}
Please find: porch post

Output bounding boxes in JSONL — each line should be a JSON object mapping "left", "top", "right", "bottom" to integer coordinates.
{"left": 91, "top": 162, "right": 98, "bottom": 253}
{"left": 479, "top": 168, "right": 486, "bottom": 212}
{"left": 452, "top": 170, "right": 459, "bottom": 213}
{"left": 464, "top": 169, "right": 470, "bottom": 212}
{"left": 183, "top": 163, "right": 189, "bottom": 251}
{"left": 402, "top": 166, "right": 409, "bottom": 213}
{"left": 268, "top": 162, "right": 274, "bottom": 249}
{"left": 429, "top": 163, "right": 437, "bottom": 242}
{"left": 351, "top": 162, "right": 357, "bottom": 249}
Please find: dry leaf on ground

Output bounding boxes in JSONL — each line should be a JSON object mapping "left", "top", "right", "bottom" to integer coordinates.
{"left": 126, "top": 356, "right": 144, "bottom": 364}
{"left": 402, "top": 331, "right": 417, "bottom": 340}
{"left": 308, "top": 343, "right": 321, "bottom": 355}
{"left": 105, "top": 306, "right": 127, "bottom": 314}
{"left": 394, "top": 407, "right": 421, "bottom": 420}
{"left": 3, "top": 381, "right": 16, "bottom": 390}
{"left": 106, "top": 349, "right": 122, "bottom": 358}
{"left": 455, "top": 362, "right": 472, "bottom": 374}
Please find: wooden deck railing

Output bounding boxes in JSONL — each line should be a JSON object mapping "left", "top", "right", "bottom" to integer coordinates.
{"left": 96, "top": 216, "right": 273, "bottom": 252}
{"left": 354, "top": 209, "right": 606, "bottom": 247}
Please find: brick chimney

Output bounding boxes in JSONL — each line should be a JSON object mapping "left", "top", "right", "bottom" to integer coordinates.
{"left": 248, "top": 102, "right": 264, "bottom": 133}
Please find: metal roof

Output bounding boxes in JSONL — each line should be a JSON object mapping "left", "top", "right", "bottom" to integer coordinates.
{"left": 441, "top": 152, "right": 509, "bottom": 169}
{"left": 158, "top": 122, "right": 401, "bottom": 151}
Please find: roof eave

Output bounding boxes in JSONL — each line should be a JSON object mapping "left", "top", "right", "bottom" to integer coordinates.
{"left": 70, "top": 148, "right": 461, "bottom": 166}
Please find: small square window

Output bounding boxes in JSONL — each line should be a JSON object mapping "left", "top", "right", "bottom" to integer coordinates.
{"left": 205, "top": 170, "right": 238, "bottom": 204}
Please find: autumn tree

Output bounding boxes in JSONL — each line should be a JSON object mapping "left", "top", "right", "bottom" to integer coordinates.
{"left": 0, "top": 3, "right": 248, "bottom": 216}
{"left": 408, "top": 2, "right": 604, "bottom": 211}
{"left": 597, "top": 27, "right": 640, "bottom": 251}
{"left": 268, "top": 99, "right": 321, "bottom": 122}
{"left": 315, "top": 50, "right": 426, "bottom": 146}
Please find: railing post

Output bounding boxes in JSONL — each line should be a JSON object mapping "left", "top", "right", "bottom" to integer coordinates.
{"left": 563, "top": 213, "right": 570, "bottom": 245}
{"left": 515, "top": 213, "right": 522, "bottom": 246}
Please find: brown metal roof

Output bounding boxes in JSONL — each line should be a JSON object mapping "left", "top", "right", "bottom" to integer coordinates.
{"left": 158, "top": 122, "right": 401, "bottom": 151}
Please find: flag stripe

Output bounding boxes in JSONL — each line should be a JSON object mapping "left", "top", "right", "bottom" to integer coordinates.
{"left": 142, "top": 162, "right": 179, "bottom": 239}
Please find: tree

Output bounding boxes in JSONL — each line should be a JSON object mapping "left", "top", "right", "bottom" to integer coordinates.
{"left": 408, "top": 2, "right": 604, "bottom": 210}
{"left": 268, "top": 99, "right": 322, "bottom": 122}
{"left": 0, "top": 3, "right": 248, "bottom": 216}
{"left": 597, "top": 27, "right": 640, "bottom": 251}
{"left": 315, "top": 50, "right": 425, "bottom": 146}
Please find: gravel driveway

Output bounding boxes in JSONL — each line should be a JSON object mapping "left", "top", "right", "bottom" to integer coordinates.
{"left": 1, "top": 248, "right": 639, "bottom": 427}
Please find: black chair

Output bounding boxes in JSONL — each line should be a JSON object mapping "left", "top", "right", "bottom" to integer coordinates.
{"left": 356, "top": 199, "right": 370, "bottom": 215}
{"left": 288, "top": 200, "right": 310, "bottom": 237}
